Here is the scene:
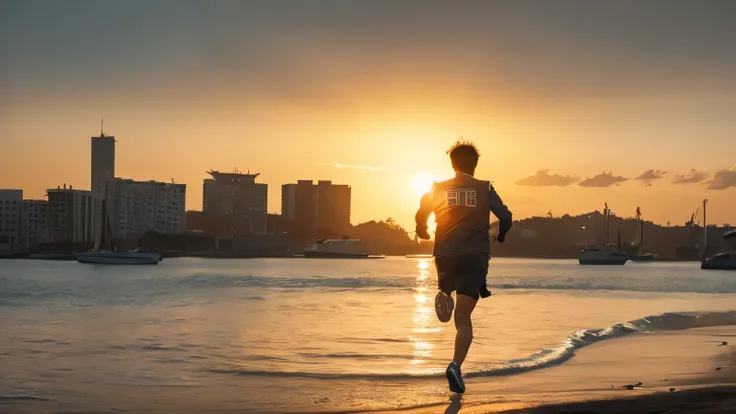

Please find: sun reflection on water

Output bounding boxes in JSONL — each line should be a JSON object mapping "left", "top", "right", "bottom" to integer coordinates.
{"left": 410, "top": 259, "right": 441, "bottom": 367}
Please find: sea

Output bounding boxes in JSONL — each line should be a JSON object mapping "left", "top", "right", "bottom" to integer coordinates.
{"left": 1, "top": 257, "right": 736, "bottom": 413}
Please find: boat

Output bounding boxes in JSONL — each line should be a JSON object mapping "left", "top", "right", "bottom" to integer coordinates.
{"left": 74, "top": 248, "right": 162, "bottom": 265}
{"left": 630, "top": 253, "right": 656, "bottom": 262}
{"left": 74, "top": 191, "right": 161, "bottom": 265}
{"left": 629, "top": 208, "right": 656, "bottom": 262}
{"left": 701, "top": 229, "right": 736, "bottom": 270}
{"left": 701, "top": 252, "right": 736, "bottom": 270}
{"left": 578, "top": 203, "right": 628, "bottom": 265}
{"left": 304, "top": 239, "right": 385, "bottom": 259}
{"left": 578, "top": 246, "right": 629, "bottom": 265}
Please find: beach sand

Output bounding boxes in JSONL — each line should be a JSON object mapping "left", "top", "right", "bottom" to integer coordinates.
{"left": 374, "top": 326, "right": 736, "bottom": 414}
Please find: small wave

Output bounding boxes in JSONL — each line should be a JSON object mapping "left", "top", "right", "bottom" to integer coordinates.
{"left": 299, "top": 352, "right": 413, "bottom": 360}
{"left": 0, "top": 395, "right": 50, "bottom": 402}
{"left": 22, "top": 338, "right": 63, "bottom": 344}
{"left": 207, "top": 311, "right": 736, "bottom": 381}
{"left": 139, "top": 345, "right": 183, "bottom": 351}
{"left": 178, "top": 274, "right": 411, "bottom": 290}
{"left": 207, "top": 368, "right": 429, "bottom": 380}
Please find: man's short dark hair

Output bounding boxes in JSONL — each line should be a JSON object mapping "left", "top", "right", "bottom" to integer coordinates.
{"left": 447, "top": 139, "right": 480, "bottom": 174}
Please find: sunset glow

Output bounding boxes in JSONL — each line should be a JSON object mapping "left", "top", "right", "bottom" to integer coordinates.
{"left": 411, "top": 173, "right": 437, "bottom": 197}
{"left": 0, "top": 2, "right": 734, "bottom": 230}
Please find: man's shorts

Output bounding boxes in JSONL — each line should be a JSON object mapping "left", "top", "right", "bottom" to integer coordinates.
{"left": 434, "top": 254, "right": 489, "bottom": 300}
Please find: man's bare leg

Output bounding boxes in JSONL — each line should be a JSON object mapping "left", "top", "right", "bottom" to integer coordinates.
{"left": 453, "top": 293, "right": 477, "bottom": 368}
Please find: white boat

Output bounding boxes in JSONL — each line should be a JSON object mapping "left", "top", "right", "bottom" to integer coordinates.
{"left": 75, "top": 188, "right": 162, "bottom": 265}
{"left": 701, "top": 252, "right": 736, "bottom": 270}
{"left": 74, "top": 249, "right": 162, "bottom": 265}
{"left": 578, "top": 247, "right": 629, "bottom": 265}
{"left": 578, "top": 202, "right": 628, "bottom": 265}
{"left": 304, "top": 239, "right": 384, "bottom": 259}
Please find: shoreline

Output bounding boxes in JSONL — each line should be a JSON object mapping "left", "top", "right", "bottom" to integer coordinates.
{"left": 371, "top": 326, "right": 736, "bottom": 414}
{"left": 2, "top": 254, "right": 701, "bottom": 261}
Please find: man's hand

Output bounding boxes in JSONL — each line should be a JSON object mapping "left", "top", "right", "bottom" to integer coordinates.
{"left": 495, "top": 233, "right": 506, "bottom": 243}
{"left": 416, "top": 227, "right": 431, "bottom": 240}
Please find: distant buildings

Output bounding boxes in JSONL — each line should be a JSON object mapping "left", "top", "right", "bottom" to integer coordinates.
{"left": 47, "top": 185, "right": 96, "bottom": 244}
{"left": 106, "top": 178, "right": 186, "bottom": 240}
{"left": 0, "top": 190, "right": 23, "bottom": 254}
{"left": 203, "top": 170, "right": 267, "bottom": 235}
{"left": 21, "top": 199, "right": 50, "bottom": 250}
{"left": 282, "top": 180, "right": 351, "bottom": 242}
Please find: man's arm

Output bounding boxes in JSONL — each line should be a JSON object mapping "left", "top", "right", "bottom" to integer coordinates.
{"left": 415, "top": 192, "right": 433, "bottom": 240}
{"left": 489, "top": 185, "right": 512, "bottom": 242}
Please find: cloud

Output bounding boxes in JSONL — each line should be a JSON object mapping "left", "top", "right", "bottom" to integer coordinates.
{"left": 578, "top": 172, "right": 628, "bottom": 188}
{"left": 634, "top": 169, "right": 666, "bottom": 185}
{"left": 515, "top": 170, "right": 579, "bottom": 187}
{"left": 672, "top": 169, "right": 709, "bottom": 184}
{"left": 707, "top": 166, "right": 736, "bottom": 190}
{"left": 326, "top": 162, "right": 387, "bottom": 172}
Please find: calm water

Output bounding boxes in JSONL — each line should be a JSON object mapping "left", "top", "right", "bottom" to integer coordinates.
{"left": 1, "top": 257, "right": 736, "bottom": 412}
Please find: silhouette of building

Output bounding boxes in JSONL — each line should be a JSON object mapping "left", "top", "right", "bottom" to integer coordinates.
{"left": 106, "top": 179, "right": 186, "bottom": 240}
{"left": 47, "top": 185, "right": 96, "bottom": 244}
{"left": 21, "top": 199, "right": 50, "bottom": 251}
{"left": 203, "top": 170, "right": 267, "bottom": 235}
{"left": 91, "top": 126, "right": 115, "bottom": 240}
{"left": 281, "top": 180, "right": 351, "bottom": 242}
{"left": 0, "top": 190, "right": 23, "bottom": 254}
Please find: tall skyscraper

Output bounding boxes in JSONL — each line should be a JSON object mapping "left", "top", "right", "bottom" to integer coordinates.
{"left": 90, "top": 123, "right": 115, "bottom": 197}
{"left": 203, "top": 170, "right": 268, "bottom": 235}
{"left": 91, "top": 122, "right": 115, "bottom": 242}
{"left": 282, "top": 180, "right": 351, "bottom": 242}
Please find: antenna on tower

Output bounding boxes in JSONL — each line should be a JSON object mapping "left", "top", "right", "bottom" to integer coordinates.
{"left": 100, "top": 118, "right": 105, "bottom": 137}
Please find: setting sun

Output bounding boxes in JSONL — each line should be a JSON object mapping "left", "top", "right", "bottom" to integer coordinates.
{"left": 411, "top": 172, "right": 436, "bottom": 196}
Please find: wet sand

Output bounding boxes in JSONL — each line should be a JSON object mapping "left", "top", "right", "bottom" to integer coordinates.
{"left": 500, "top": 386, "right": 736, "bottom": 413}
{"left": 374, "top": 326, "right": 736, "bottom": 414}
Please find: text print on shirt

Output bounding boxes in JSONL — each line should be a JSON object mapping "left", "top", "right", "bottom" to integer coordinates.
{"left": 446, "top": 188, "right": 477, "bottom": 207}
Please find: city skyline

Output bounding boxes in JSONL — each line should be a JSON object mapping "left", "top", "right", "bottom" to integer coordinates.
{"left": 2, "top": 1, "right": 736, "bottom": 229}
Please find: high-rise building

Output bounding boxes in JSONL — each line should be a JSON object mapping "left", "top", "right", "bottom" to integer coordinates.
{"left": 90, "top": 127, "right": 115, "bottom": 197}
{"left": 91, "top": 125, "right": 115, "bottom": 240}
{"left": 281, "top": 180, "right": 351, "bottom": 242}
{"left": 0, "top": 190, "right": 23, "bottom": 254}
{"left": 203, "top": 170, "right": 268, "bottom": 235}
{"left": 317, "top": 180, "right": 351, "bottom": 236}
{"left": 106, "top": 179, "right": 186, "bottom": 240}
{"left": 282, "top": 181, "right": 319, "bottom": 242}
{"left": 21, "top": 199, "right": 50, "bottom": 251}
{"left": 47, "top": 185, "right": 96, "bottom": 244}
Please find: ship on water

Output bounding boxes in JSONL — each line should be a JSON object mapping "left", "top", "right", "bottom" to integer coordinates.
{"left": 74, "top": 185, "right": 161, "bottom": 265}
{"left": 578, "top": 203, "right": 629, "bottom": 265}
{"left": 304, "top": 239, "right": 384, "bottom": 259}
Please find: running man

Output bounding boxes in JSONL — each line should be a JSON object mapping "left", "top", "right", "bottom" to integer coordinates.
{"left": 414, "top": 140, "right": 512, "bottom": 394}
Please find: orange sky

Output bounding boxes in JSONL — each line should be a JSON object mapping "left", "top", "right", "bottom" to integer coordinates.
{"left": 1, "top": 1, "right": 735, "bottom": 230}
